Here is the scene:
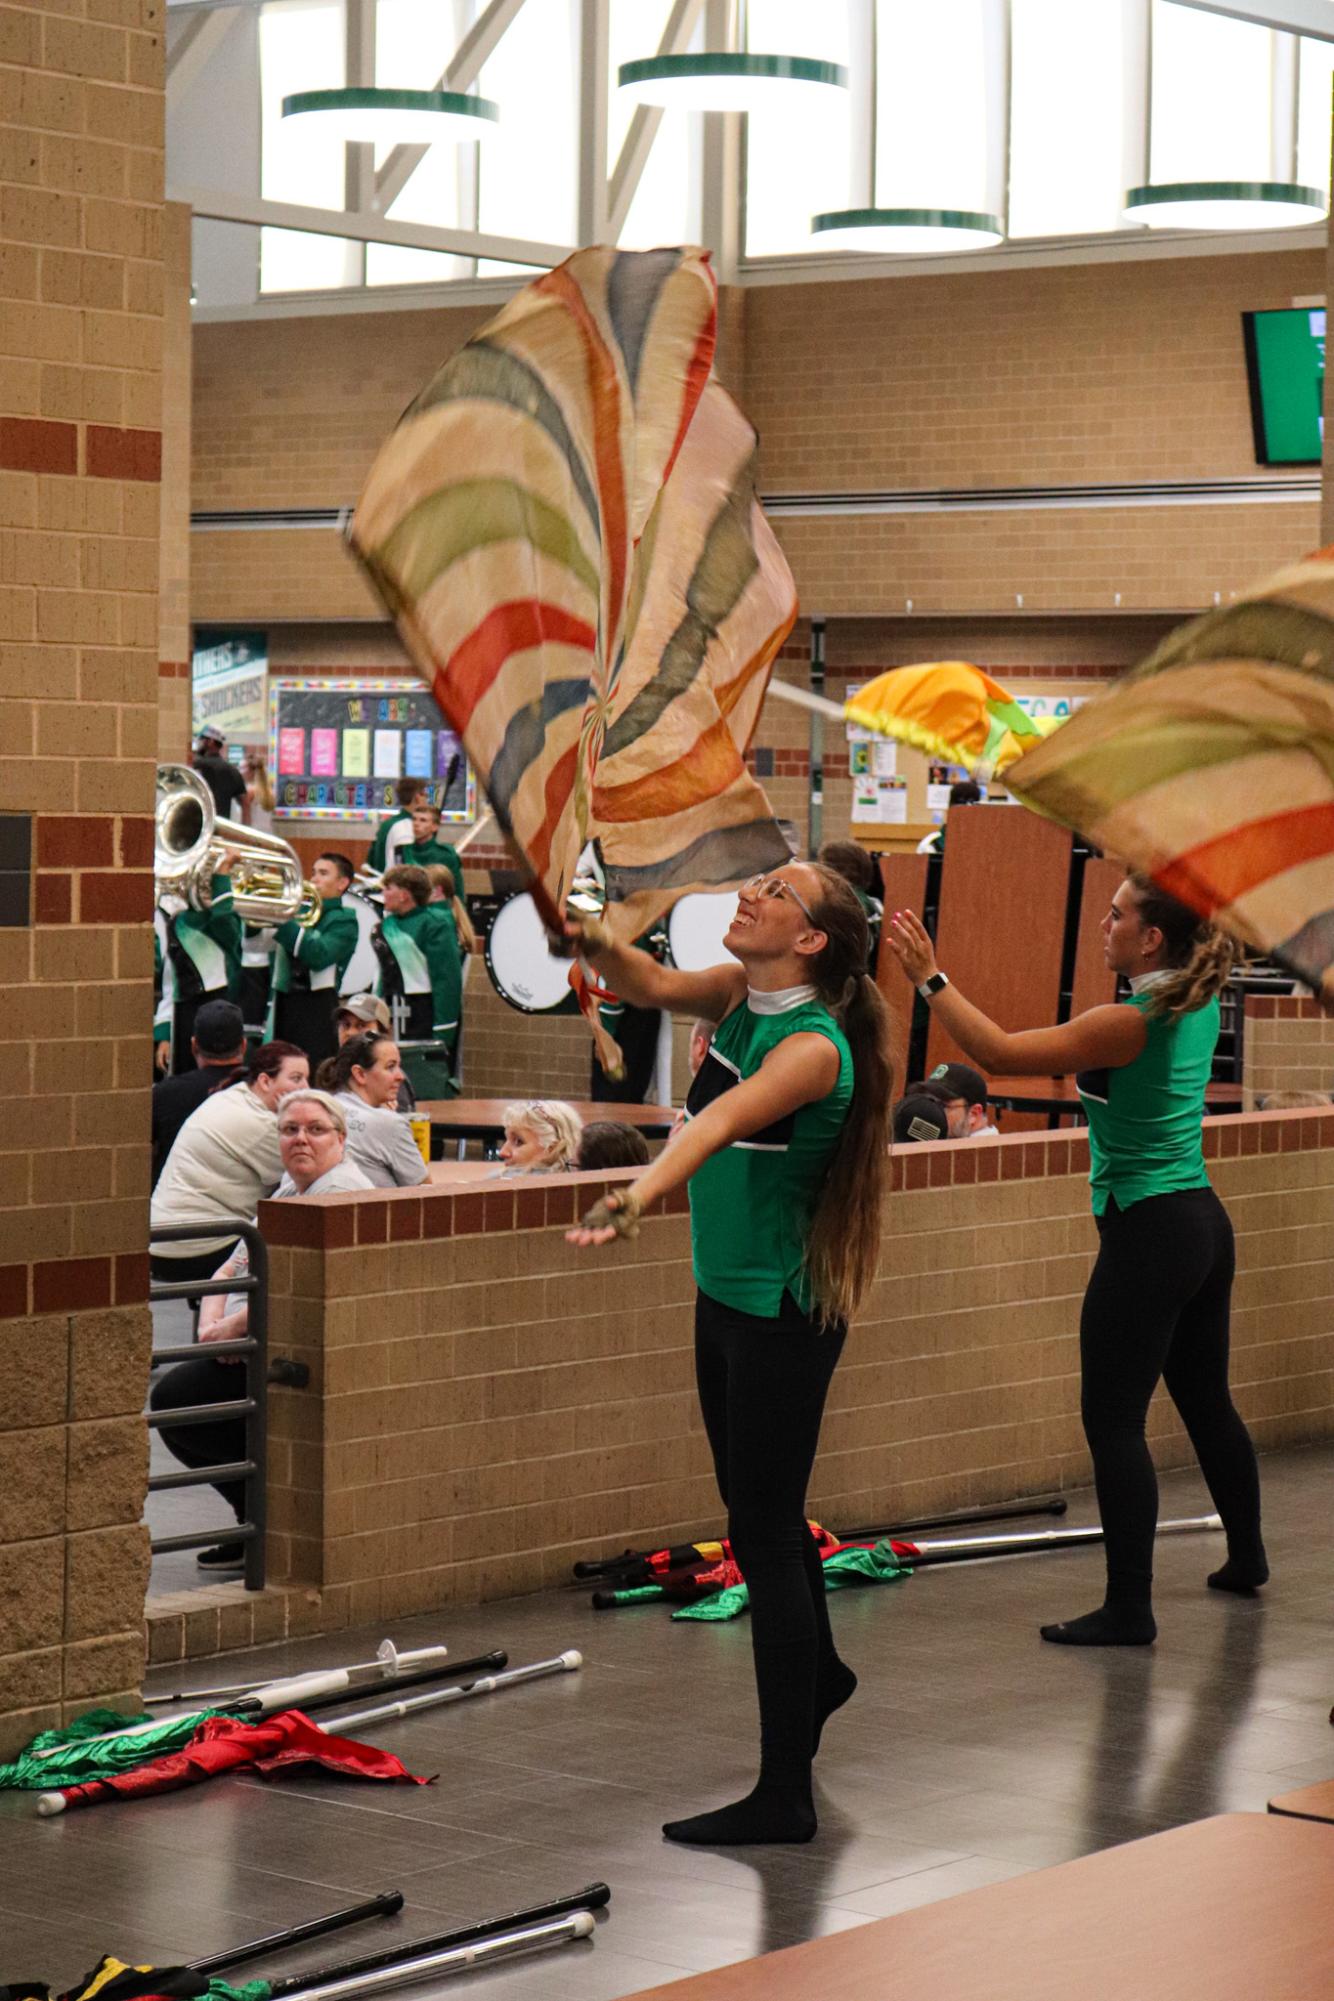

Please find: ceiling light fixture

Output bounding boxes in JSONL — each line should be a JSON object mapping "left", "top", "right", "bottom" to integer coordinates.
{"left": 617, "top": 53, "right": 847, "bottom": 115}
{"left": 281, "top": 88, "right": 500, "bottom": 146}
{"left": 1123, "top": 181, "right": 1326, "bottom": 231}
{"left": 810, "top": 206, "right": 1004, "bottom": 254}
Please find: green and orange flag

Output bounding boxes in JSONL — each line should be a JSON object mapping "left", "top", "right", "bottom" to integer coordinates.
{"left": 348, "top": 245, "right": 796, "bottom": 943}
{"left": 1007, "top": 546, "right": 1334, "bottom": 1001}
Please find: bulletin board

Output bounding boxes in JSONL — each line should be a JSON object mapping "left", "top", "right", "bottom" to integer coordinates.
{"left": 267, "top": 678, "right": 475, "bottom": 823}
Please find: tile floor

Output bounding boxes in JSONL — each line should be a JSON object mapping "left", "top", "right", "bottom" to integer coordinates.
{"left": 7, "top": 1445, "right": 1334, "bottom": 1996}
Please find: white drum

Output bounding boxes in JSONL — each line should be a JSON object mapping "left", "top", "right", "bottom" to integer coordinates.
{"left": 666, "top": 890, "right": 741, "bottom": 972}
{"left": 484, "top": 891, "right": 577, "bottom": 1015}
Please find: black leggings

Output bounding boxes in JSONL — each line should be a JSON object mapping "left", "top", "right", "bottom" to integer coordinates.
{"left": 1081, "top": 1187, "right": 1262, "bottom": 1606}
{"left": 695, "top": 1290, "right": 845, "bottom": 1752}
{"left": 150, "top": 1355, "right": 249, "bottom": 1521}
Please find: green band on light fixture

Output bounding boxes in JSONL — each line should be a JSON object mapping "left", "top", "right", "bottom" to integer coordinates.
{"left": 1123, "top": 180, "right": 1326, "bottom": 231}
{"left": 282, "top": 87, "right": 500, "bottom": 139}
{"left": 812, "top": 207, "right": 1005, "bottom": 252}
{"left": 619, "top": 54, "right": 847, "bottom": 89}
{"left": 1124, "top": 180, "right": 1325, "bottom": 214}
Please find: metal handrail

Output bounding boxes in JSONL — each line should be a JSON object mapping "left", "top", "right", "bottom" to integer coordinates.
{"left": 148, "top": 1219, "right": 269, "bottom": 1592}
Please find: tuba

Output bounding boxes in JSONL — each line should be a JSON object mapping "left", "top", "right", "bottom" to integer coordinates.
{"left": 155, "top": 764, "right": 322, "bottom": 929}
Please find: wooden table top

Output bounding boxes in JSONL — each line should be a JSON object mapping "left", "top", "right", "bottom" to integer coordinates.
{"left": 1269, "top": 1777, "right": 1334, "bottom": 1823}
{"left": 420, "top": 1098, "right": 678, "bottom": 1134}
{"left": 629, "top": 1815, "right": 1334, "bottom": 2001}
{"left": 987, "top": 1074, "right": 1244, "bottom": 1112}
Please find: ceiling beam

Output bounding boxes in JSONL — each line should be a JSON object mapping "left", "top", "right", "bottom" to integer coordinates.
{"left": 372, "top": 0, "right": 531, "bottom": 217}
{"left": 607, "top": 0, "right": 704, "bottom": 240}
{"left": 166, "top": 6, "right": 238, "bottom": 87}
{"left": 172, "top": 184, "right": 572, "bottom": 267}
{"left": 1166, "top": 0, "right": 1334, "bottom": 38}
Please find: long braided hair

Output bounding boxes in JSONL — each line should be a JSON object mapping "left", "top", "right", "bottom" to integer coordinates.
{"left": 1127, "top": 874, "right": 1240, "bottom": 1022}
{"left": 799, "top": 864, "right": 896, "bottom": 1326}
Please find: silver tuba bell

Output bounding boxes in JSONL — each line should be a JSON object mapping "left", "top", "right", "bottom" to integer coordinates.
{"left": 155, "top": 763, "right": 322, "bottom": 929}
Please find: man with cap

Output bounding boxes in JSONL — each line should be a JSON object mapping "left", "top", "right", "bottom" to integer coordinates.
{"left": 151, "top": 998, "right": 247, "bottom": 1186}
{"left": 926, "top": 1061, "right": 1000, "bottom": 1138}
{"left": 892, "top": 1092, "right": 951, "bottom": 1144}
{"left": 332, "top": 993, "right": 414, "bottom": 1110}
{"left": 191, "top": 726, "right": 251, "bottom": 823}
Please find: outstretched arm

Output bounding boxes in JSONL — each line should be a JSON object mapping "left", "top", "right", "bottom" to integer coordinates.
{"left": 566, "top": 918, "right": 746, "bottom": 1023}
{"left": 567, "top": 1031, "right": 840, "bottom": 1246}
{"left": 884, "top": 909, "right": 1147, "bottom": 1076}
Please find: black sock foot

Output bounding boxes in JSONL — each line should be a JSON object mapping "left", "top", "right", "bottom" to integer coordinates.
{"left": 1040, "top": 1605, "right": 1156, "bottom": 1647}
{"left": 812, "top": 1660, "right": 857, "bottom": 1756}
{"left": 1208, "top": 1548, "right": 1269, "bottom": 1594}
{"left": 663, "top": 1784, "right": 816, "bottom": 1847}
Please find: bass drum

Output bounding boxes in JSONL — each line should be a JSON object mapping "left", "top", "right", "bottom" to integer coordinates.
{"left": 665, "top": 890, "right": 741, "bottom": 972}
{"left": 484, "top": 891, "right": 578, "bottom": 1016}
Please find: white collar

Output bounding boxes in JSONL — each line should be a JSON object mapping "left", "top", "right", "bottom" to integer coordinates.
{"left": 747, "top": 982, "right": 818, "bottom": 1015}
{"left": 1129, "top": 969, "right": 1171, "bottom": 994}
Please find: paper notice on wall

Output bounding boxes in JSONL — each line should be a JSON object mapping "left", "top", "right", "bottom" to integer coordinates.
{"left": 852, "top": 777, "right": 909, "bottom": 824}
{"left": 373, "top": 728, "right": 403, "bottom": 779}
{"left": 870, "top": 740, "right": 897, "bottom": 777}
{"left": 310, "top": 728, "right": 338, "bottom": 776}
{"left": 343, "top": 728, "right": 370, "bottom": 777}
{"left": 405, "top": 729, "right": 434, "bottom": 778}
{"left": 926, "top": 783, "right": 953, "bottom": 812}
{"left": 277, "top": 727, "right": 306, "bottom": 775}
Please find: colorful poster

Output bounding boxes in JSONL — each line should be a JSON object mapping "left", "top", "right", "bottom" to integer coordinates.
{"left": 278, "top": 727, "right": 306, "bottom": 775}
{"left": 852, "top": 777, "right": 908, "bottom": 825}
{"left": 405, "top": 729, "right": 433, "bottom": 778}
{"left": 343, "top": 728, "right": 370, "bottom": 777}
{"left": 192, "top": 629, "right": 268, "bottom": 745}
{"left": 310, "top": 727, "right": 338, "bottom": 776}
{"left": 373, "top": 729, "right": 403, "bottom": 778}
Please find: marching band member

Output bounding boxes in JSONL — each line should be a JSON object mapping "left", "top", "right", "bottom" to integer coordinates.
{"left": 266, "top": 852, "right": 359, "bottom": 1069}
{"left": 153, "top": 851, "right": 242, "bottom": 1074}
{"left": 374, "top": 863, "right": 462, "bottom": 1061}
{"left": 366, "top": 776, "right": 427, "bottom": 875}
{"left": 398, "top": 797, "right": 465, "bottom": 892}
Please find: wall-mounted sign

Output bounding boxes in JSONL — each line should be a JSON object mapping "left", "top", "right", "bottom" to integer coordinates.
{"left": 268, "top": 677, "right": 475, "bottom": 822}
{"left": 192, "top": 629, "right": 268, "bottom": 744}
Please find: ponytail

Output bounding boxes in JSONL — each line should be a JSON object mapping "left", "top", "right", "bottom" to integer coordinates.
{"left": 1127, "top": 873, "right": 1241, "bottom": 1022}
{"left": 801, "top": 865, "right": 896, "bottom": 1326}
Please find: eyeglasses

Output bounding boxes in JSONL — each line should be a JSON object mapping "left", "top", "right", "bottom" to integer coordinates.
{"left": 280, "top": 1122, "right": 337, "bottom": 1139}
{"left": 741, "top": 873, "right": 817, "bottom": 923}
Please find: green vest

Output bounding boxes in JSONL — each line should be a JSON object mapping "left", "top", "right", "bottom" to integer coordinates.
{"left": 398, "top": 837, "right": 464, "bottom": 889}
{"left": 379, "top": 903, "right": 461, "bottom": 1032}
{"left": 1077, "top": 989, "right": 1218, "bottom": 1215}
{"left": 686, "top": 993, "right": 853, "bottom": 1317}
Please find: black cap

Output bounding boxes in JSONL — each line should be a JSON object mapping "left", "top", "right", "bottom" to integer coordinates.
{"left": 892, "top": 1093, "right": 950, "bottom": 1144}
{"left": 929, "top": 1062, "right": 988, "bottom": 1107}
{"left": 192, "top": 998, "right": 245, "bottom": 1056}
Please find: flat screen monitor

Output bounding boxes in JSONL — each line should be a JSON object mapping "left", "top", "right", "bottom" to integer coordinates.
{"left": 1242, "top": 306, "right": 1325, "bottom": 466}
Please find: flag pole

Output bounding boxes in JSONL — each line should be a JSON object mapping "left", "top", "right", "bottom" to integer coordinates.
{"left": 187, "top": 1893, "right": 405, "bottom": 1976}
{"left": 275, "top": 1912, "right": 595, "bottom": 2001}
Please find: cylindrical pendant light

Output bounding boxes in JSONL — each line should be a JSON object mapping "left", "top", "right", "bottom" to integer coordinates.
{"left": 811, "top": 206, "right": 1004, "bottom": 253}
{"left": 1123, "top": 180, "right": 1326, "bottom": 231}
{"left": 617, "top": 53, "right": 847, "bottom": 115}
{"left": 282, "top": 88, "right": 500, "bottom": 145}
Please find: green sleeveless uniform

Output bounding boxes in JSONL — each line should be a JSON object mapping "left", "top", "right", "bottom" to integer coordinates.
{"left": 685, "top": 990, "right": 853, "bottom": 1317}
{"left": 1076, "top": 988, "right": 1218, "bottom": 1216}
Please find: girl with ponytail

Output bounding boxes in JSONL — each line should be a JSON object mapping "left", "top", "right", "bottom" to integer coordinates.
{"left": 887, "top": 872, "right": 1265, "bottom": 1650}
{"left": 566, "top": 861, "right": 894, "bottom": 1847}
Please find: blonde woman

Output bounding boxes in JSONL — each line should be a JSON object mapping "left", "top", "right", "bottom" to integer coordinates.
{"left": 495, "top": 1099, "right": 583, "bottom": 1174}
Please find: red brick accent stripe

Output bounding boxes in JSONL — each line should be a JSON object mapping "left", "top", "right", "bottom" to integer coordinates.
{"left": 33, "top": 1258, "right": 112, "bottom": 1313}
{"left": 86, "top": 425, "right": 162, "bottom": 482}
{"left": 38, "top": 817, "right": 114, "bottom": 867}
{"left": 158, "top": 660, "right": 191, "bottom": 679}
{"left": 0, "top": 417, "right": 77, "bottom": 475}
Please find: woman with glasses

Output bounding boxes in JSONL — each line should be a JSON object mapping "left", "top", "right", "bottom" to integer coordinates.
{"left": 150, "top": 1089, "right": 370, "bottom": 1573}
{"left": 566, "top": 863, "right": 895, "bottom": 1847}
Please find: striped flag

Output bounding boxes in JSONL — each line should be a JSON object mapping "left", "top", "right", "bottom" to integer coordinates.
{"left": 348, "top": 246, "right": 795, "bottom": 940}
{"left": 1007, "top": 546, "right": 1334, "bottom": 996}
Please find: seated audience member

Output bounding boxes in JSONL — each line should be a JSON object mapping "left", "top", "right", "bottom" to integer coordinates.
{"left": 327, "top": 991, "right": 414, "bottom": 1110}
{"left": 688, "top": 1017, "right": 714, "bottom": 1078}
{"left": 917, "top": 778, "right": 983, "bottom": 856}
{"left": 495, "top": 1099, "right": 583, "bottom": 1173}
{"left": 576, "top": 1120, "right": 651, "bottom": 1170}
{"left": 151, "top": 999, "right": 245, "bottom": 1187}
{"left": 925, "top": 1061, "right": 999, "bottom": 1138}
{"left": 1257, "top": 1089, "right": 1332, "bottom": 1108}
{"left": 149, "top": 1040, "right": 308, "bottom": 1282}
{"left": 327, "top": 1032, "right": 429, "bottom": 1187}
{"left": 375, "top": 864, "right": 462, "bottom": 1056}
{"left": 893, "top": 1092, "right": 950, "bottom": 1144}
{"left": 818, "top": 839, "right": 879, "bottom": 916}
{"left": 151, "top": 1088, "right": 371, "bottom": 1572}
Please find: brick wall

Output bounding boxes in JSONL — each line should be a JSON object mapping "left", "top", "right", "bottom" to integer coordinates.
{"left": 0, "top": 0, "right": 164, "bottom": 1757}
{"left": 1243, "top": 996, "right": 1334, "bottom": 1109}
{"left": 157, "top": 197, "right": 190, "bottom": 759}
{"left": 242, "top": 1110, "right": 1334, "bottom": 1636}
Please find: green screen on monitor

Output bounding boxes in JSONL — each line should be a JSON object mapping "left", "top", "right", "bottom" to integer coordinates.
{"left": 1243, "top": 307, "right": 1325, "bottom": 466}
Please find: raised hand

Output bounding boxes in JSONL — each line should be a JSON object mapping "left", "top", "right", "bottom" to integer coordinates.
{"left": 885, "top": 908, "right": 938, "bottom": 986}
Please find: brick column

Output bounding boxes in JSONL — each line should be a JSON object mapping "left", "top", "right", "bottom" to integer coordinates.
{"left": 0, "top": 2, "right": 164, "bottom": 1756}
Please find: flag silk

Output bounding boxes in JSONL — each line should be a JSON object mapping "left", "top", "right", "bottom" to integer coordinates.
{"left": 0, "top": 1708, "right": 226, "bottom": 1791}
{"left": 46, "top": 1710, "right": 430, "bottom": 1813}
{"left": 349, "top": 245, "right": 796, "bottom": 942}
{"left": 1006, "top": 546, "right": 1334, "bottom": 995}
{"left": 2, "top": 1957, "right": 268, "bottom": 2001}
{"left": 843, "top": 662, "right": 1053, "bottom": 774}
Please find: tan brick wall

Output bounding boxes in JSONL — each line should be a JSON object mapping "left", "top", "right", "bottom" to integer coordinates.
{"left": 0, "top": 0, "right": 164, "bottom": 1757}
{"left": 1243, "top": 997, "right": 1334, "bottom": 1109}
{"left": 157, "top": 197, "right": 190, "bottom": 759}
{"left": 250, "top": 1111, "right": 1334, "bottom": 1634}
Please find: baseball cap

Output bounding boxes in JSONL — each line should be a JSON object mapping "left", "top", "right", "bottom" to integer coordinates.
{"left": 335, "top": 992, "right": 391, "bottom": 1032}
{"left": 893, "top": 1093, "right": 950, "bottom": 1144}
{"left": 196, "top": 724, "right": 224, "bottom": 746}
{"left": 929, "top": 1062, "right": 989, "bottom": 1107}
{"left": 193, "top": 998, "right": 245, "bottom": 1056}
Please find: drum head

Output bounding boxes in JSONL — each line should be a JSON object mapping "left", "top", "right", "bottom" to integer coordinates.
{"left": 666, "top": 891, "right": 741, "bottom": 972}
{"left": 484, "top": 892, "right": 578, "bottom": 1015}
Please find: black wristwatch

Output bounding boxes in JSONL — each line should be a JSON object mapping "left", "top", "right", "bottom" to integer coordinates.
{"left": 917, "top": 971, "right": 950, "bottom": 1000}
